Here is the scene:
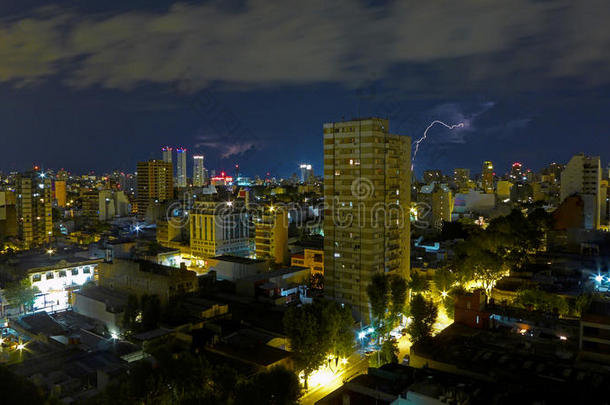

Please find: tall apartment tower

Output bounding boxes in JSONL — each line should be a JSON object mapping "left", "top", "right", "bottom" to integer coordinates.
{"left": 176, "top": 148, "right": 187, "bottom": 187}
{"left": 299, "top": 164, "right": 314, "bottom": 183}
{"left": 136, "top": 160, "right": 173, "bottom": 219}
{"left": 16, "top": 169, "right": 52, "bottom": 247}
{"left": 560, "top": 153, "right": 601, "bottom": 230}
{"left": 323, "top": 117, "right": 411, "bottom": 321}
{"left": 193, "top": 155, "right": 205, "bottom": 187}
{"left": 453, "top": 168, "right": 471, "bottom": 192}
{"left": 162, "top": 146, "right": 173, "bottom": 164}
{"left": 55, "top": 169, "right": 68, "bottom": 207}
{"left": 481, "top": 161, "right": 494, "bottom": 193}
{"left": 255, "top": 206, "right": 289, "bottom": 264}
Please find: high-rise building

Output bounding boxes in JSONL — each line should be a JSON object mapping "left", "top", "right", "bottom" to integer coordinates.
{"left": 255, "top": 205, "right": 289, "bottom": 264}
{"left": 190, "top": 200, "right": 250, "bottom": 259}
{"left": 55, "top": 169, "right": 68, "bottom": 207}
{"left": 16, "top": 169, "right": 52, "bottom": 247}
{"left": 560, "top": 153, "right": 601, "bottom": 230}
{"left": 162, "top": 146, "right": 173, "bottom": 164}
{"left": 423, "top": 170, "right": 442, "bottom": 184}
{"left": 323, "top": 117, "right": 411, "bottom": 321}
{"left": 481, "top": 161, "right": 494, "bottom": 194}
{"left": 510, "top": 162, "right": 523, "bottom": 182}
{"left": 193, "top": 155, "right": 205, "bottom": 187}
{"left": 418, "top": 183, "right": 453, "bottom": 229}
{"left": 299, "top": 164, "right": 314, "bottom": 183}
{"left": 81, "top": 190, "right": 99, "bottom": 223}
{"left": 453, "top": 168, "right": 470, "bottom": 191}
{"left": 136, "top": 160, "right": 173, "bottom": 219}
{"left": 0, "top": 191, "right": 17, "bottom": 240}
{"left": 176, "top": 148, "right": 187, "bottom": 187}
{"left": 496, "top": 180, "right": 513, "bottom": 201}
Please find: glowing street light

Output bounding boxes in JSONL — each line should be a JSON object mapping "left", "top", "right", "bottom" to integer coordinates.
{"left": 595, "top": 274, "right": 604, "bottom": 283}
{"left": 440, "top": 290, "right": 448, "bottom": 299}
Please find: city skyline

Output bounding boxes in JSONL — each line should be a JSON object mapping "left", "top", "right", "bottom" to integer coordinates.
{"left": 2, "top": 1, "right": 610, "bottom": 176}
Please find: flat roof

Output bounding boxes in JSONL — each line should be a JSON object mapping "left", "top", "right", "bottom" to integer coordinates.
{"left": 76, "top": 286, "right": 129, "bottom": 312}
{"left": 236, "top": 266, "right": 309, "bottom": 282}
{"left": 212, "top": 255, "right": 265, "bottom": 264}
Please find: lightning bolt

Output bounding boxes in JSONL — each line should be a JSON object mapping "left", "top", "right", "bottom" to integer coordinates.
{"left": 411, "top": 120, "right": 465, "bottom": 169}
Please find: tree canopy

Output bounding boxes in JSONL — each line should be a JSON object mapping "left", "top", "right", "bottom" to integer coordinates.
{"left": 407, "top": 295, "right": 438, "bottom": 344}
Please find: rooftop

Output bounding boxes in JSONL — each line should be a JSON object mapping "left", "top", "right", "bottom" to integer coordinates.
{"left": 212, "top": 255, "right": 266, "bottom": 264}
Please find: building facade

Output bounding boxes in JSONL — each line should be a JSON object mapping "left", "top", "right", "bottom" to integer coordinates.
{"left": 136, "top": 160, "right": 173, "bottom": 219}
{"left": 193, "top": 155, "right": 205, "bottom": 187}
{"left": 481, "top": 161, "right": 494, "bottom": 194}
{"left": 175, "top": 147, "right": 187, "bottom": 188}
{"left": 254, "top": 206, "right": 288, "bottom": 264}
{"left": 16, "top": 170, "right": 53, "bottom": 247}
{"left": 323, "top": 117, "right": 411, "bottom": 321}
{"left": 190, "top": 200, "right": 250, "bottom": 259}
{"left": 560, "top": 153, "right": 601, "bottom": 230}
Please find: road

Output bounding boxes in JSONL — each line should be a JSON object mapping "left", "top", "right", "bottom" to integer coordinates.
{"left": 300, "top": 354, "right": 369, "bottom": 405}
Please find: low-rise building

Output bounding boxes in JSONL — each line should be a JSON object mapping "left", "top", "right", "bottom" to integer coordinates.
{"left": 98, "top": 259, "right": 197, "bottom": 305}
{"left": 290, "top": 248, "right": 324, "bottom": 275}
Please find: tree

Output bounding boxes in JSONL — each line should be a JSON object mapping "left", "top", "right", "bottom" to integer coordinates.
{"left": 235, "top": 367, "right": 301, "bottom": 405}
{"left": 453, "top": 235, "right": 506, "bottom": 296}
{"left": 408, "top": 295, "right": 438, "bottom": 344}
{"left": 4, "top": 278, "right": 40, "bottom": 314}
{"left": 283, "top": 304, "right": 326, "bottom": 390}
{"left": 515, "top": 288, "right": 570, "bottom": 316}
{"left": 389, "top": 274, "right": 408, "bottom": 323}
{"left": 574, "top": 292, "right": 595, "bottom": 317}
{"left": 378, "top": 338, "right": 399, "bottom": 366}
{"left": 283, "top": 300, "right": 355, "bottom": 389}
{"left": 367, "top": 273, "right": 390, "bottom": 332}
{"left": 433, "top": 267, "right": 456, "bottom": 296}
{"left": 408, "top": 272, "right": 429, "bottom": 295}
{"left": 317, "top": 300, "right": 354, "bottom": 358}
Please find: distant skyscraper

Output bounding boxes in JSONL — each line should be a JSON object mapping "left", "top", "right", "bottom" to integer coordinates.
{"left": 560, "top": 153, "right": 601, "bottom": 230}
{"left": 136, "top": 160, "right": 173, "bottom": 219}
{"left": 176, "top": 148, "right": 187, "bottom": 187}
{"left": 423, "top": 170, "right": 442, "bottom": 184}
{"left": 299, "top": 164, "right": 314, "bottom": 183}
{"left": 453, "top": 168, "right": 470, "bottom": 192}
{"left": 510, "top": 162, "right": 523, "bottom": 181}
{"left": 193, "top": 155, "right": 205, "bottom": 187}
{"left": 418, "top": 183, "right": 453, "bottom": 229}
{"left": 323, "top": 117, "right": 411, "bottom": 321}
{"left": 16, "top": 168, "right": 52, "bottom": 247}
{"left": 162, "top": 146, "right": 173, "bottom": 164}
{"left": 482, "top": 161, "right": 494, "bottom": 193}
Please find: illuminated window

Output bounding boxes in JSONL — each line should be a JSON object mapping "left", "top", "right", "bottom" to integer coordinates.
{"left": 72, "top": 269, "right": 79, "bottom": 276}
{"left": 46, "top": 272, "right": 54, "bottom": 280}
{"left": 83, "top": 267, "right": 91, "bottom": 274}
{"left": 32, "top": 274, "right": 41, "bottom": 282}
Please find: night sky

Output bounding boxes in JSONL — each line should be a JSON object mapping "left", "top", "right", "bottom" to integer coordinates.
{"left": 1, "top": 0, "right": 610, "bottom": 178}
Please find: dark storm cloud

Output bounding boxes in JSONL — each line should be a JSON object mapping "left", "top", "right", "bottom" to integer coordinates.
{"left": 1, "top": 1, "right": 610, "bottom": 92}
